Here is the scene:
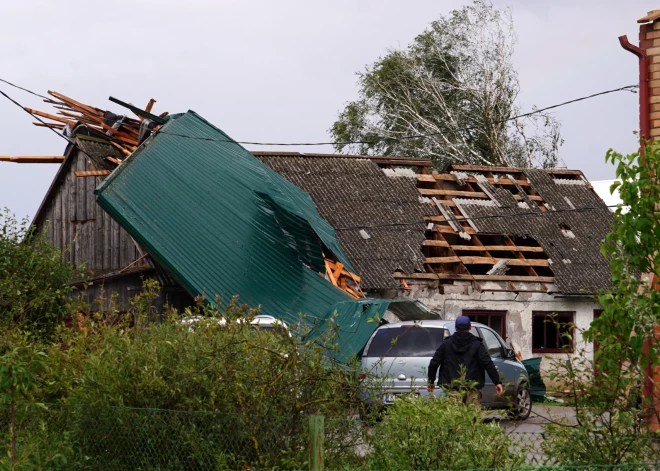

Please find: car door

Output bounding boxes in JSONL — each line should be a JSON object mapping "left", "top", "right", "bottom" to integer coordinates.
{"left": 476, "top": 326, "right": 507, "bottom": 406}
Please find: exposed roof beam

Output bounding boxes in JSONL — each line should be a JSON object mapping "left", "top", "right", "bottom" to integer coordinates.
{"left": 0, "top": 156, "right": 65, "bottom": 163}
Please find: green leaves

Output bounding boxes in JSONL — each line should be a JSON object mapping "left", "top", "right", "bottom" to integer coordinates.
{"left": 330, "top": 0, "right": 562, "bottom": 169}
{"left": 0, "top": 209, "right": 73, "bottom": 339}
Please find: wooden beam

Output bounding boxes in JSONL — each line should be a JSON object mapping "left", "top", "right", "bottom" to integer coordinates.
{"left": 0, "top": 156, "right": 65, "bottom": 163}
{"left": 145, "top": 98, "right": 157, "bottom": 114}
{"left": 392, "top": 272, "right": 554, "bottom": 283}
{"left": 419, "top": 189, "right": 488, "bottom": 198}
{"left": 24, "top": 108, "right": 76, "bottom": 127}
{"left": 417, "top": 173, "right": 530, "bottom": 186}
{"left": 450, "top": 164, "right": 525, "bottom": 173}
{"left": 420, "top": 189, "right": 543, "bottom": 202}
{"left": 48, "top": 91, "right": 104, "bottom": 117}
{"left": 424, "top": 256, "right": 461, "bottom": 264}
{"left": 435, "top": 225, "right": 476, "bottom": 235}
{"left": 33, "top": 122, "right": 65, "bottom": 129}
{"left": 422, "top": 240, "right": 450, "bottom": 247}
{"left": 427, "top": 256, "right": 550, "bottom": 267}
{"left": 75, "top": 170, "right": 111, "bottom": 177}
{"left": 105, "top": 156, "right": 123, "bottom": 166}
{"left": 448, "top": 245, "right": 545, "bottom": 253}
{"left": 392, "top": 272, "right": 445, "bottom": 280}
{"left": 471, "top": 274, "right": 554, "bottom": 283}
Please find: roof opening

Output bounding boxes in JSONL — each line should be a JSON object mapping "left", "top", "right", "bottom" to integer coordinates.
{"left": 560, "top": 223, "right": 575, "bottom": 239}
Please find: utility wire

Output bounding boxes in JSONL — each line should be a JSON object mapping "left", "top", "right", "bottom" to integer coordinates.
{"left": 333, "top": 204, "right": 622, "bottom": 231}
{"left": 0, "top": 77, "right": 638, "bottom": 147}
{"left": 154, "top": 84, "right": 639, "bottom": 146}
{"left": 0, "top": 81, "right": 630, "bottom": 228}
{"left": 0, "top": 78, "right": 50, "bottom": 100}
{"left": 0, "top": 88, "right": 77, "bottom": 148}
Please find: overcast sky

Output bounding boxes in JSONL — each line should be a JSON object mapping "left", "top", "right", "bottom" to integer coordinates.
{"left": 0, "top": 0, "right": 654, "bottom": 220}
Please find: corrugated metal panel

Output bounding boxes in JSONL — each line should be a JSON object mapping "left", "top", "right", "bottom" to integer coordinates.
{"left": 95, "top": 111, "right": 359, "bottom": 326}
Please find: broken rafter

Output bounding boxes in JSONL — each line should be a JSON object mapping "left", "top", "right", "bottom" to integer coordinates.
{"left": 75, "top": 170, "right": 112, "bottom": 177}
{"left": 419, "top": 188, "right": 543, "bottom": 201}
{"left": 418, "top": 173, "right": 531, "bottom": 187}
{"left": 392, "top": 272, "right": 554, "bottom": 283}
{"left": 27, "top": 91, "right": 165, "bottom": 154}
{"left": 0, "top": 155, "right": 65, "bottom": 163}
{"left": 33, "top": 122, "right": 65, "bottom": 130}
{"left": 324, "top": 259, "right": 365, "bottom": 300}
{"left": 424, "top": 256, "right": 550, "bottom": 267}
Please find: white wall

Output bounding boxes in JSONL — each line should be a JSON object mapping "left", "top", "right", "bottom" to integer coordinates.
{"left": 391, "top": 284, "right": 600, "bottom": 373}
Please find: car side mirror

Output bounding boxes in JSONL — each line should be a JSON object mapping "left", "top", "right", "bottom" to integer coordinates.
{"left": 506, "top": 348, "right": 517, "bottom": 360}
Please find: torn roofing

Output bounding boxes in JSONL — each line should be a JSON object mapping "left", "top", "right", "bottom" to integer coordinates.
{"left": 256, "top": 154, "right": 435, "bottom": 290}
{"left": 453, "top": 169, "right": 614, "bottom": 294}
{"left": 94, "top": 110, "right": 358, "bottom": 325}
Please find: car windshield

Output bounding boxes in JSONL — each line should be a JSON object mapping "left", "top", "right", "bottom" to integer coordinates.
{"left": 365, "top": 326, "right": 445, "bottom": 358}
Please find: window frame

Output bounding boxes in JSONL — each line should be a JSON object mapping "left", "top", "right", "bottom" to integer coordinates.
{"left": 532, "top": 311, "right": 575, "bottom": 354}
{"left": 463, "top": 310, "right": 507, "bottom": 340}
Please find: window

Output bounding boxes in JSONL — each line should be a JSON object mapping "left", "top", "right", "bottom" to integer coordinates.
{"left": 532, "top": 312, "right": 575, "bottom": 353}
{"left": 463, "top": 310, "right": 506, "bottom": 339}
{"left": 364, "top": 326, "right": 446, "bottom": 358}
{"left": 478, "top": 327, "right": 505, "bottom": 358}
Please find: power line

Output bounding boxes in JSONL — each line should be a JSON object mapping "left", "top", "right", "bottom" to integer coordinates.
{"left": 333, "top": 204, "right": 620, "bottom": 231}
{"left": 0, "top": 88, "right": 77, "bottom": 148}
{"left": 0, "top": 78, "right": 50, "bottom": 100}
{"left": 0, "top": 77, "right": 638, "bottom": 147}
{"left": 154, "top": 84, "right": 639, "bottom": 146}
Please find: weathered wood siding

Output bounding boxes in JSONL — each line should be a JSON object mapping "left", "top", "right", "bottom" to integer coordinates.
{"left": 38, "top": 149, "right": 138, "bottom": 274}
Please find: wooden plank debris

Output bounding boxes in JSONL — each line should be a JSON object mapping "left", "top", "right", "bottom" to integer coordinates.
{"left": 0, "top": 156, "right": 65, "bottom": 163}
{"left": 75, "top": 170, "right": 112, "bottom": 177}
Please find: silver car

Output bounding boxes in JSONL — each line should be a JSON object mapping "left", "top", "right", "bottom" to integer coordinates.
{"left": 360, "top": 320, "right": 532, "bottom": 419}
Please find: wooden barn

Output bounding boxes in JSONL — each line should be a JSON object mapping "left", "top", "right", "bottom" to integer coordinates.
{"left": 31, "top": 125, "right": 193, "bottom": 312}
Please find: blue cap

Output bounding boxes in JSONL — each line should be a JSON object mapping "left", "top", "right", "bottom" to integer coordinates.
{"left": 455, "top": 316, "right": 471, "bottom": 330}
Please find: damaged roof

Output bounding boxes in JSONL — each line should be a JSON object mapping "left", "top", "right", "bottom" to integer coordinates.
{"left": 255, "top": 153, "right": 433, "bottom": 290}
{"left": 95, "top": 110, "right": 358, "bottom": 324}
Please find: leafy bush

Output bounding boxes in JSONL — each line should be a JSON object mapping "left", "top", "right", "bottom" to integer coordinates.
{"left": 0, "top": 209, "right": 73, "bottom": 338}
{"left": 366, "top": 394, "right": 522, "bottom": 471}
{"left": 28, "top": 280, "right": 370, "bottom": 469}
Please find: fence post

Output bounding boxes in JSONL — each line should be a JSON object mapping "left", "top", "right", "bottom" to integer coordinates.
{"left": 309, "top": 415, "right": 324, "bottom": 471}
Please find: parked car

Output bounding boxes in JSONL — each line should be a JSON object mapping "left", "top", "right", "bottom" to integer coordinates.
{"left": 180, "top": 314, "right": 290, "bottom": 335}
{"left": 360, "top": 319, "right": 532, "bottom": 419}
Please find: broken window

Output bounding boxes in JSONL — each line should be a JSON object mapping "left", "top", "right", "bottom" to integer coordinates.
{"left": 532, "top": 311, "right": 574, "bottom": 353}
{"left": 463, "top": 310, "right": 506, "bottom": 339}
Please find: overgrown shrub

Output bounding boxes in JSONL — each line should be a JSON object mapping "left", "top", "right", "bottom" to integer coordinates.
{"left": 366, "top": 394, "right": 522, "bottom": 471}
{"left": 22, "top": 280, "right": 370, "bottom": 469}
{"left": 0, "top": 209, "right": 73, "bottom": 339}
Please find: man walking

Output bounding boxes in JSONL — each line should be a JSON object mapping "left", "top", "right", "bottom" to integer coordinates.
{"left": 427, "top": 316, "right": 503, "bottom": 405}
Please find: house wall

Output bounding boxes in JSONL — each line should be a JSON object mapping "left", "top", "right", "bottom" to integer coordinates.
{"left": 374, "top": 282, "right": 600, "bottom": 376}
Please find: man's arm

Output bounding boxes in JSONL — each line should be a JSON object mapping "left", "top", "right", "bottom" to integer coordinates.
{"left": 427, "top": 344, "right": 444, "bottom": 390}
{"left": 477, "top": 343, "right": 503, "bottom": 394}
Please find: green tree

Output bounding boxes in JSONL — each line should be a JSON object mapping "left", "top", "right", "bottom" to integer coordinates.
{"left": 0, "top": 209, "right": 73, "bottom": 338}
{"left": 331, "top": 0, "right": 562, "bottom": 169}
{"left": 542, "top": 144, "right": 660, "bottom": 465}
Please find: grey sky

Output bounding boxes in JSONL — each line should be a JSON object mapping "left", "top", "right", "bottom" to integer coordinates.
{"left": 0, "top": 0, "right": 654, "bottom": 221}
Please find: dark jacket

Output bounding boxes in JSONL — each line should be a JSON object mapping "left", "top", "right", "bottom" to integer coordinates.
{"left": 427, "top": 331, "right": 501, "bottom": 390}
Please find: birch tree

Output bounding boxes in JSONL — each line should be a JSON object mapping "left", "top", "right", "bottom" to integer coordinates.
{"left": 331, "top": 1, "right": 562, "bottom": 168}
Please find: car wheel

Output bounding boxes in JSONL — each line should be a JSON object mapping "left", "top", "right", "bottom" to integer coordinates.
{"left": 508, "top": 383, "right": 532, "bottom": 420}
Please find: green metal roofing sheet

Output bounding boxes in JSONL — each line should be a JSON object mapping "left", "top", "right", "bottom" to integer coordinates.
{"left": 95, "top": 110, "right": 362, "bottom": 329}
